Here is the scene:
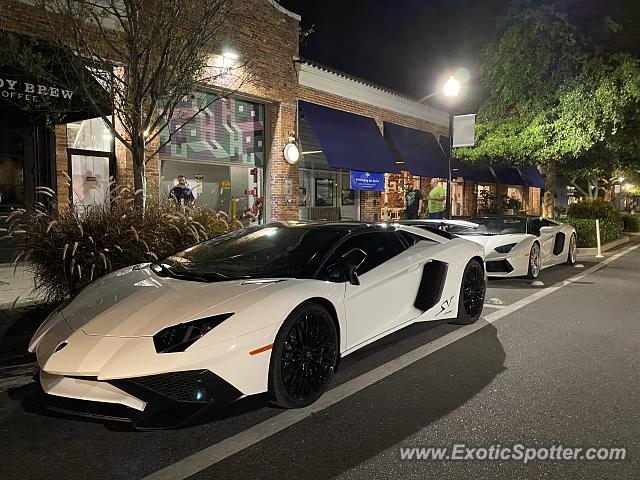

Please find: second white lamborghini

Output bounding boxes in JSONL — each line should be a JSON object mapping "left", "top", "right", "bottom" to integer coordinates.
{"left": 404, "top": 216, "right": 577, "bottom": 279}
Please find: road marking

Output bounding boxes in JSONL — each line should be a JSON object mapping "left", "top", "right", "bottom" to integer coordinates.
{"left": 483, "top": 304, "right": 506, "bottom": 309}
{"left": 142, "top": 242, "right": 639, "bottom": 480}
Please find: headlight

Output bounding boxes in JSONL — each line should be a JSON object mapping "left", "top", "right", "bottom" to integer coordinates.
{"left": 153, "top": 313, "right": 234, "bottom": 353}
{"left": 494, "top": 243, "right": 517, "bottom": 254}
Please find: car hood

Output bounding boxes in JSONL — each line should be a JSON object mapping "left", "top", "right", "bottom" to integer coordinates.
{"left": 61, "top": 266, "right": 278, "bottom": 337}
{"left": 459, "top": 233, "right": 530, "bottom": 251}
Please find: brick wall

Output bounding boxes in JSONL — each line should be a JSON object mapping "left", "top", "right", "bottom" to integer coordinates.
{"left": 528, "top": 187, "right": 541, "bottom": 215}
{"left": 463, "top": 181, "right": 476, "bottom": 216}
{"left": 54, "top": 124, "right": 69, "bottom": 211}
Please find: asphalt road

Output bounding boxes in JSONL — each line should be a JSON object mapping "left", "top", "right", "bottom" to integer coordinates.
{"left": 1, "top": 244, "right": 639, "bottom": 480}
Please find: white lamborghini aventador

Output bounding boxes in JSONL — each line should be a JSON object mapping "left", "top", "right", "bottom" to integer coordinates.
{"left": 404, "top": 216, "right": 577, "bottom": 279}
{"left": 29, "top": 222, "right": 486, "bottom": 427}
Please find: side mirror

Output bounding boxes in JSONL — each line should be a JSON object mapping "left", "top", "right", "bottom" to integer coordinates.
{"left": 539, "top": 226, "right": 554, "bottom": 236}
{"left": 341, "top": 248, "right": 367, "bottom": 286}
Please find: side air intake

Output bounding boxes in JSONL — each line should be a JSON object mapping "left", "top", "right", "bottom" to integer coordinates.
{"left": 414, "top": 260, "right": 448, "bottom": 311}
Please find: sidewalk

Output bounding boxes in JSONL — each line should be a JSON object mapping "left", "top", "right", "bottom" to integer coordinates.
{"left": 0, "top": 263, "right": 40, "bottom": 308}
{"left": 0, "top": 264, "right": 49, "bottom": 368}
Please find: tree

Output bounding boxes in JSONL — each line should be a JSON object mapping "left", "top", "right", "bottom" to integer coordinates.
{"left": 555, "top": 54, "right": 640, "bottom": 199}
{"left": 456, "top": 4, "right": 586, "bottom": 216}
{"left": 6, "top": 0, "right": 250, "bottom": 208}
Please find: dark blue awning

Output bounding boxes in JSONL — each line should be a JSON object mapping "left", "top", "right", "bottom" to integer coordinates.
{"left": 459, "top": 164, "right": 497, "bottom": 183}
{"left": 299, "top": 101, "right": 399, "bottom": 173}
{"left": 384, "top": 122, "right": 449, "bottom": 177}
{"left": 492, "top": 166, "right": 524, "bottom": 186}
{"left": 439, "top": 136, "right": 496, "bottom": 183}
{"left": 519, "top": 165, "right": 545, "bottom": 188}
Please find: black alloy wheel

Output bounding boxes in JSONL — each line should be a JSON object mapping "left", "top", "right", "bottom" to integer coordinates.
{"left": 452, "top": 259, "right": 486, "bottom": 325}
{"left": 270, "top": 302, "right": 338, "bottom": 408}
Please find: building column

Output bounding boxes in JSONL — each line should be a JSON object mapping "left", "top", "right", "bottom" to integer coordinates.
{"left": 267, "top": 102, "right": 298, "bottom": 221}
{"left": 360, "top": 191, "right": 381, "bottom": 221}
{"left": 463, "top": 181, "right": 476, "bottom": 216}
{"left": 54, "top": 124, "right": 70, "bottom": 213}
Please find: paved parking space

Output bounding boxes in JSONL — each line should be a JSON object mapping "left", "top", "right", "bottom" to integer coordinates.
{"left": 0, "top": 247, "right": 637, "bottom": 480}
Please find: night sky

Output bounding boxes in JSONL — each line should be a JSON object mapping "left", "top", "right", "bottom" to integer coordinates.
{"left": 280, "top": 0, "right": 640, "bottom": 111}
{"left": 280, "top": 0, "right": 512, "bottom": 110}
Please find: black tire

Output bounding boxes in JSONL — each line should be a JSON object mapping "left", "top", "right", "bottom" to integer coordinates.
{"left": 269, "top": 302, "right": 338, "bottom": 408}
{"left": 566, "top": 233, "right": 577, "bottom": 265}
{"left": 526, "top": 242, "right": 541, "bottom": 279}
{"left": 451, "top": 259, "right": 486, "bottom": 325}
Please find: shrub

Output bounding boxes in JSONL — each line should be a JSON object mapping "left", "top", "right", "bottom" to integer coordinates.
{"left": 566, "top": 198, "right": 621, "bottom": 220}
{"left": 8, "top": 186, "right": 242, "bottom": 301}
{"left": 564, "top": 217, "right": 624, "bottom": 248}
{"left": 622, "top": 213, "right": 640, "bottom": 232}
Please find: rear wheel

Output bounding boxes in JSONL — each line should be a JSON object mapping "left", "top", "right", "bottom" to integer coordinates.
{"left": 269, "top": 302, "right": 338, "bottom": 408}
{"left": 566, "top": 234, "right": 577, "bottom": 265}
{"left": 451, "top": 259, "right": 486, "bottom": 325}
{"left": 526, "top": 243, "right": 541, "bottom": 279}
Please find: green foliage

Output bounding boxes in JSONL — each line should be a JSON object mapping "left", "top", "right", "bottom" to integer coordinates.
{"left": 566, "top": 198, "right": 621, "bottom": 220}
{"left": 622, "top": 213, "right": 640, "bottom": 232}
{"left": 8, "top": 187, "right": 241, "bottom": 302}
{"left": 458, "top": 3, "right": 640, "bottom": 189}
{"left": 564, "top": 217, "right": 623, "bottom": 247}
{"left": 481, "top": 5, "right": 582, "bottom": 120}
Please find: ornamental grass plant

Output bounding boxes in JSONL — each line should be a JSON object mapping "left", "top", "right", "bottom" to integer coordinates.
{"left": 5, "top": 183, "right": 241, "bottom": 302}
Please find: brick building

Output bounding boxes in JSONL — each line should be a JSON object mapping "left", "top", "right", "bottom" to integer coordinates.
{"left": 0, "top": 0, "right": 542, "bottom": 262}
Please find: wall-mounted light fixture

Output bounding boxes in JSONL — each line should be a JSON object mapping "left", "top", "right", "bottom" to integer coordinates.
{"left": 283, "top": 131, "right": 300, "bottom": 165}
{"left": 222, "top": 49, "right": 239, "bottom": 69}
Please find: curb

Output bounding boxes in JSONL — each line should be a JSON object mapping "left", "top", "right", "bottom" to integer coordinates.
{"left": 577, "top": 236, "right": 630, "bottom": 255}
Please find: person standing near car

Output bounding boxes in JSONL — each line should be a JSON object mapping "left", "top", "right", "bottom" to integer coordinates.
{"left": 170, "top": 175, "right": 195, "bottom": 206}
{"left": 427, "top": 177, "right": 446, "bottom": 219}
{"left": 404, "top": 181, "right": 424, "bottom": 220}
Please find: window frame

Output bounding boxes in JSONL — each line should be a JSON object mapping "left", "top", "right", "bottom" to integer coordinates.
{"left": 314, "top": 228, "right": 407, "bottom": 282}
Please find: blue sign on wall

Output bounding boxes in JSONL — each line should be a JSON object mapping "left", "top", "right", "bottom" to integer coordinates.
{"left": 350, "top": 170, "right": 385, "bottom": 191}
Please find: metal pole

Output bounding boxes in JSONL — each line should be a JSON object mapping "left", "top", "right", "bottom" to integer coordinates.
{"left": 447, "top": 99, "right": 453, "bottom": 219}
{"left": 595, "top": 219, "right": 604, "bottom": 258}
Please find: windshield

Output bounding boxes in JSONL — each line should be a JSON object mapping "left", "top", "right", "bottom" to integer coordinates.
{"left": 156, "top": 225, "right": 347, "bottom": 282}
{"left": 448, "top": 217, "right": 528, "bottom": 235}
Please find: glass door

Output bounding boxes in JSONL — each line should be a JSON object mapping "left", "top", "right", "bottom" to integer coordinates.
{"left": 67, "top": 149, "right": 113, "bottom": 211}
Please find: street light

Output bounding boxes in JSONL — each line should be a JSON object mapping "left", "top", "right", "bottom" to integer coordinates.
{"left": 444, "top": 75, "right": 460, "bottom": 219}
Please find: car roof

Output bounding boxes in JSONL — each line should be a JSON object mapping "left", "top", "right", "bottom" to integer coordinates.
{"left": 266, "top": 221, "right": 397, "bottom": 232}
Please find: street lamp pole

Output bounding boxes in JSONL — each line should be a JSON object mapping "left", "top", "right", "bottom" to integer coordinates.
{"left": 447, "top": 99, "right": 453, "bottom": 219}
{"left": 443, "top": 75, "right": 460, "bottom": 219}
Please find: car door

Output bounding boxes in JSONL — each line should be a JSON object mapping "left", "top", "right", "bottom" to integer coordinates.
{"left": 319, "top": 231, "right": 422, "bottom": 351}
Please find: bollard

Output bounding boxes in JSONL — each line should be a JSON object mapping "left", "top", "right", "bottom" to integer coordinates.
{"left": 595, "top": 218, "right": 604, "bottom": 258}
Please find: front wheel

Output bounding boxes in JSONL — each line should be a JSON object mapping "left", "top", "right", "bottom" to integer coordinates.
{"left": 269, "top": 302, "right": 338, "bottom": 408}
{"left": 526, "top": 243, "right": 541, "bottom": 279}
{"left": 451, "top": 259, "right": 486, "bottom": 325}
{"left": 566, "top": 234, "right": 577, "bottom": 265}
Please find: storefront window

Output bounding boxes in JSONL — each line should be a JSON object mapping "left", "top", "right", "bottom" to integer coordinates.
{"left": 383, "top": 173, "right": 420, "bottom": 220}
{"left": 477, "top": 184, "right": 497, "bottom": 214}
{"left": 66, "top": 117, "right": 112, "bottom": 152}
{"left": 65, "top": 116, "right": 113, "bottom": 209}
{"left": 158, "top": 93, "right": 265, "bottom": 222}
{"left": 298, "top": 155, "right": 360, "bottom": 221}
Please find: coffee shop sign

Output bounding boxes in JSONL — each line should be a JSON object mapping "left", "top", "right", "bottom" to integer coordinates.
{"left": 0, "top": 77, "right": 74, "bottom": 101}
